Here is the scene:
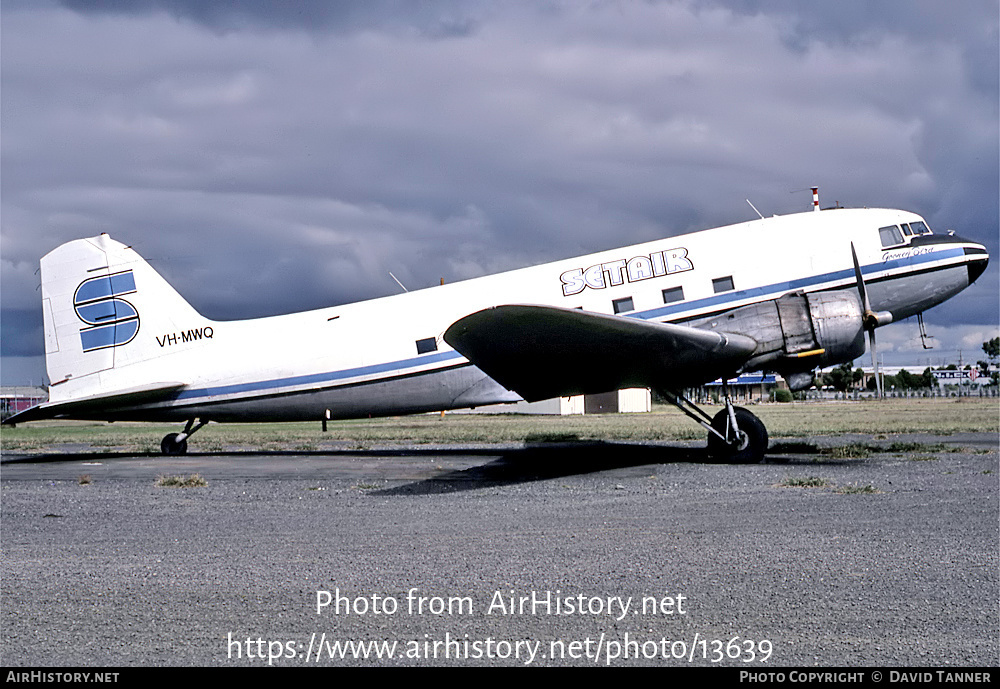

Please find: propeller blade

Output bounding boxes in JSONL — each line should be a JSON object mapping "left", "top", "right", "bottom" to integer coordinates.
{"left": 868, "top": 328, "right": 882, "bottom": 398}
{"left": 850, "top": 242, "right": 872, "bottom": 316}
{"left": 852, "top": 242, "right": 882, "bottom": 397}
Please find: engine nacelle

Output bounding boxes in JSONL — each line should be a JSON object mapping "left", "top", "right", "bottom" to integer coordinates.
{"left": 692, "top": 290, "right": 866, "bottom": 381}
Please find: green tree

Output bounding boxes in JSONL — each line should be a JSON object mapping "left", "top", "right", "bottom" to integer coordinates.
{"left": 921, "top": 367, "right": 935, "bottom": 388}
{"left": 826, "top": 362, "right": 856, "bottom": 392}
{"left": 983, "top": 337, "right": 1000, "bottom": 361}
{"left": 895, "top": 369, "right": 920, "bottom": 389}
{"left": 981, "top": 338, "right": 999, "bottom": 385}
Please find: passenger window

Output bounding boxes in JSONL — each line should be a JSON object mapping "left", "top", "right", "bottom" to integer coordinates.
{"left": 416, "top": 337, "right": 438, "bottom": 354}
{"left": 879, "top": 225, "right": 904, "bottom": 248}
{"left": 662, "top": 286, "right": 684, "bottom": 304}
{"left": 612, "top": 297, "right": 634, "bottom": 314}
{"left": 712, "top": 276, "right": 734, "bottom": 293}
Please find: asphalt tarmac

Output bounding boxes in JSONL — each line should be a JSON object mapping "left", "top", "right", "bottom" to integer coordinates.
{"left": 2, "top": 433, "right": 997, "bottom": 667}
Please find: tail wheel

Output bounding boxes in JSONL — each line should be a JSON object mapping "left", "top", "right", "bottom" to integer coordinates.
{"left": 707, "top": 406, "right": 768, "bottom": 463}
{"left": 161, "top": 433, "right": 188, "bottom": 456}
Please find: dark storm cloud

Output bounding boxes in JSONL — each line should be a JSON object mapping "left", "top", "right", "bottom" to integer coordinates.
{"left": 59, "top": 0, "right": 484, "bottom": 37}
{"left": 0, "top": 310, "right": 42, "bottom": 358}
{"left": 2, "top": 1, "right": 996, "bottom": 382}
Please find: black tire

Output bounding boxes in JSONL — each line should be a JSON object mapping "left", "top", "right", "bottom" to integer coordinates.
{"left": 161, "top": 433, "right": 188, "bottom": 456}
{"left": 706, "top": 406, "right": 768, "bottom": 463}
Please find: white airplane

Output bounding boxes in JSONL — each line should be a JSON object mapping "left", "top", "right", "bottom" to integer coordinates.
{"left": 4, "top": 205, "right": 989, "bottom": 462}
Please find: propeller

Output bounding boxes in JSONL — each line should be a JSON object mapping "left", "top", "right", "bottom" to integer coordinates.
{"left": 851, "top": 242, "right": 893, "bottom": 397}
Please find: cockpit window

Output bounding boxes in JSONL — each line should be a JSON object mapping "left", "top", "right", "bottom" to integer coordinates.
{"left": 879, "top": 225, "right": 904, "bottom": 248}
{"left": 910, "top": 221, "right": 930, "bottom": 235}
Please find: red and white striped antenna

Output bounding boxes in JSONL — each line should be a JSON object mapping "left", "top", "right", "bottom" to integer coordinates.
{"left": 791, "top": 186, "right": 822, "bottom": 212}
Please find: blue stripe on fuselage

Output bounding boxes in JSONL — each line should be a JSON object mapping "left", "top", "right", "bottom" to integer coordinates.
{"left": 633, "top": 246, "right": 965, "bottom": 322}
{"left": 174, "top": 350, "right": 464, "bottom": 402}
{"left": 168, "top": 247, "right": 967, "bottom": 406}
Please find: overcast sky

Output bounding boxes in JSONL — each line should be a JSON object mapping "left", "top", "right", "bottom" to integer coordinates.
{"left": 2, "top": 0, "right": 997, "bottom": 385}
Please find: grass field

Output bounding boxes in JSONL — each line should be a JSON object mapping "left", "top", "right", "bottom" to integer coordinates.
{"left": 1, "top": 397, "right": 996, "bottom": 454}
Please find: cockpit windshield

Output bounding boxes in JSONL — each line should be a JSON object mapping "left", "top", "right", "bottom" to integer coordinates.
{"left": 879, "top": 220, "right": 932, "bottom": 248}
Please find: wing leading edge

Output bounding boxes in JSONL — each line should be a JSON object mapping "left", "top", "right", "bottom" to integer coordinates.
{"left": 443, "top": 305, "right": 757, "bottom": 402}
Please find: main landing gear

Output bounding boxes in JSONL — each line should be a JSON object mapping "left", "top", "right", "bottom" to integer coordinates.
{"left": 660, "top": 383, "right": 769, "bottom": 463}
{"left": 160, "top": 418, "right": 208, "bottom": 455}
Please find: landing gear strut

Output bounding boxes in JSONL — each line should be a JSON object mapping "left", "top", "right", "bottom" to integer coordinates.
{"left": 660, "top": 383, "right": 768, "bottom": 463}
{"left": 160, "top": 418, "right": 207, "bottom": 455}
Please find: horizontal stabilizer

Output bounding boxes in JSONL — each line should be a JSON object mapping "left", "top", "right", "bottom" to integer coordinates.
{"left": 3, "top": 382, "right": 187, "bottom": 424}
{"left": 444, "top": 305, "right": 756, "bottom": 401}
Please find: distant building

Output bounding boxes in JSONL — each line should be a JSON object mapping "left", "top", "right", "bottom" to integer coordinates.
{"left": 702, "top": 373, "right": 779, "bottom": 402}
{"left": 842, "top": 365, "right": 995, "bottom": 392}
{"left": 930, "top": 368, "right": 991, "bottom": 387}
{"left": 582, "top": 388, "right": 651, "bottom": 414}
{"left": 1, "top": 387, "right": 47, "bottom": 421}
{"left": 471, "top": 388, "right": 651, "bottom": 415}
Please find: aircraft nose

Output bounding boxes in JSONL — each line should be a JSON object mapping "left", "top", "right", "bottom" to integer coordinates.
{"left": 965, "top": 243, "right": 989, "bottom": 284}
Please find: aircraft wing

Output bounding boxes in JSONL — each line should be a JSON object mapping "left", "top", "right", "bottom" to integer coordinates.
{"left": 443, "top": 305, "right": 757, "bottom": 402}
{"left": 3, "top": 381, "right": 187, "bottom": 424}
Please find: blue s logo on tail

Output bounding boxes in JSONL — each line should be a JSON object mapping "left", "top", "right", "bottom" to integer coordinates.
{"left": 73, "top": 270, "right": 139, "bottom": 352}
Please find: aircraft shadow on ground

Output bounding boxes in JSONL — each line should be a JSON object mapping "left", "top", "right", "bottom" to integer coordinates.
{"left": 372, "top": 442, "right": 704, "bottom": 496}
{"left": 369, "top": 440, "right": 869, "bottom": 495}
{"left": 0, "top": 441, "right": 692, "bottom": 470}
{"left": 1, "top": 441, "right": 857, "bottom": 496}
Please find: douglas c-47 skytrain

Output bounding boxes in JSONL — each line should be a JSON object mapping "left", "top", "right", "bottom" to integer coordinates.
{"left": 4, "top": 204, "right": 989, "bottom": 462}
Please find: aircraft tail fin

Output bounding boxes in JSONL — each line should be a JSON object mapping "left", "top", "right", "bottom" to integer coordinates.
{"left": 40, "top": 234, "right": 205, "bottom": 400}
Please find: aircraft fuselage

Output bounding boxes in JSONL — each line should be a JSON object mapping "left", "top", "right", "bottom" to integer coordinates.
{"left": 19, "top": 207, "right": 990, "bottom": 424}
